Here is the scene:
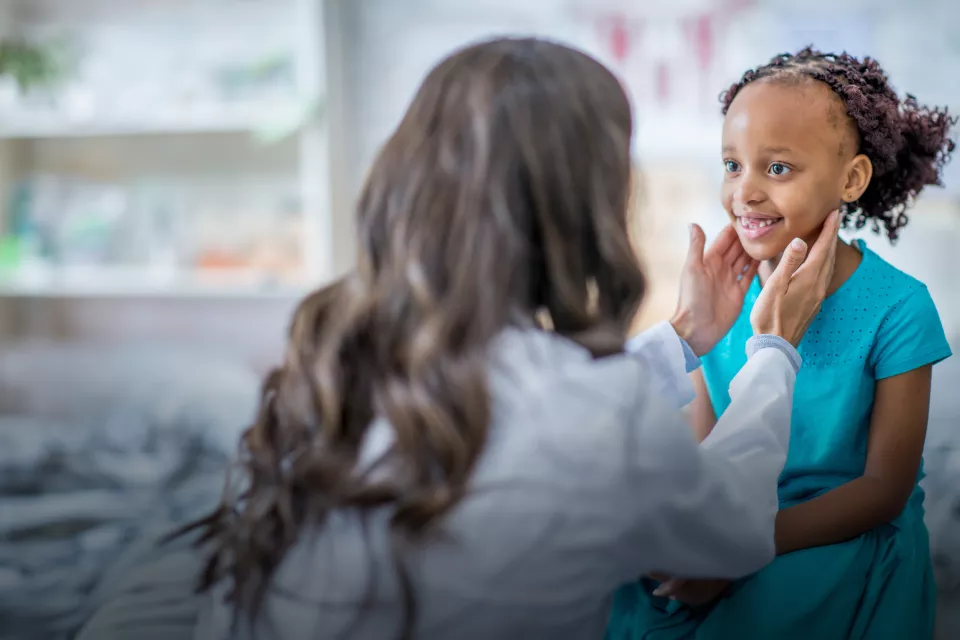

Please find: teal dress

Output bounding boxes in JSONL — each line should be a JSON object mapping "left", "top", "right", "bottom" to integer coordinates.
{"left": 606, "top": 239, "right": 953, "bottom": 640}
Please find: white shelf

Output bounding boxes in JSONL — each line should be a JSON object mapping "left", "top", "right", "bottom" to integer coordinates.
{"left": 0, "top": 267, "right": 310, "bottom": 299}
{"left": 0, "top": 102, "right": 309, "bottom": 139}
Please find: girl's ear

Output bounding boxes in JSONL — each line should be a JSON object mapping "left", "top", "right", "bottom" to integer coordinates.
{"left": 842, "top": 154, "right": 873, "bottom": 203}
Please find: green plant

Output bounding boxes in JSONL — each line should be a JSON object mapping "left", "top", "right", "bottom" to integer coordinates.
{"left": 0, "top": 39, "right": 61, "bottom": 91}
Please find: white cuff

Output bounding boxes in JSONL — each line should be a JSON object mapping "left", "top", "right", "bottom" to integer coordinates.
{"left": 626, "top": 321, "right": 697, "bottom": 409}
{"left": 746, "top": 335, "right": 802, "bottom": 373}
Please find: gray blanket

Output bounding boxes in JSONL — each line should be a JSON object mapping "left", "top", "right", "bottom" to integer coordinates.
{"left": 0, "top": 344, "right": 260, "bottom": 640}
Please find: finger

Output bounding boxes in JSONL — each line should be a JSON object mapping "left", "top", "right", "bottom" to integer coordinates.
{"left": 716, "top": 226, "right": 742, "bottom": 264}
{"left": 804, "top": 210, "right": 840, "bottom": 267}
{"left": 816, "top": 210, "right": 842, "bottom": 288}
{"left": 723, "top": 240, "right": 742, "bottom": 265}
{"left": 652, "top": 579, "right": 687, "bottom": 597}
{"left": 807, "top": 211, "right": 840, "bottom": 271}
{"left": 794, "top": 210, "right": 840, "bottom": 285}
{"left": 739, "top": 260, "right": 759, "bottom": 293}
{"left": 684, "top": 224, "right": 707, "bottom": 268}
{"left": 766, "top": 238, "right": 808, "bottom": 290}
{"left": 707, "top": 223, "right": 738, "bottom": 256}
{"left": 732, "top": 250, "right": 752, "bottom": 277}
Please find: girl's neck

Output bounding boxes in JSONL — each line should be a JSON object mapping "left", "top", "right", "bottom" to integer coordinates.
{"left": 758, "top": 235, "right": 862, "bottom": 296}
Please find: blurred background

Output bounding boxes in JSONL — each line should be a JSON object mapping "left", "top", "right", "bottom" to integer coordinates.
{"left": 0, "top": 1, "right": 959, "bottom": 639}
{"left": 0, "top": 0, "right": 958, "bottom": 366}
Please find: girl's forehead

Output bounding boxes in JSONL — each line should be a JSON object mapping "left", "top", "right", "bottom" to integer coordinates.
{"left": 723, "top": 80, "right": 852, "bottom": 155}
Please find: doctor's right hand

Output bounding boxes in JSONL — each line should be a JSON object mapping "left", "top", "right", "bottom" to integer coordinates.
{"left": 670, "top": 224, "right": 759, "bottom": 357}
{"left": 750, "top": 210, "right": 840, "bottom": 347}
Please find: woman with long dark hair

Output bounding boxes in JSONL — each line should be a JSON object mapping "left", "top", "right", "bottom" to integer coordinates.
{"left": 78, "top": 37, "right": 837, "bottom": 640}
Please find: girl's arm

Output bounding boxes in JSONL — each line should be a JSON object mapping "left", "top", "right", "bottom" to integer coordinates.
{"left": 685, "top": 369, "right": 718, "bottom": 443}
{"left": 773, "top": 365, "right": 933, "bottom": 556}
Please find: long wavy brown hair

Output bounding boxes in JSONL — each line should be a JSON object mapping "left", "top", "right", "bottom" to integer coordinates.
{"left": 183, "top": 36, "right": 646, "bottom": 635}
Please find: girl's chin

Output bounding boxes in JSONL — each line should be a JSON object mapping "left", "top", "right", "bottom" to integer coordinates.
{"left": 736, "top": 235, "right": 790, "bottom": 262}
{"left": 744, "top": 247, "right": 781, "bottom": 262}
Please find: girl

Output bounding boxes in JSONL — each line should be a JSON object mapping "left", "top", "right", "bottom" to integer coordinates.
{"left": 607, "top": 47, "right": 955, "bottom": 639}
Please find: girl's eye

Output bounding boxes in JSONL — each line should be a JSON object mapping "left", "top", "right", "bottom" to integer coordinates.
{"left": 769, "top": 162, "right": 791, "bottom": 176}
{"left": 724, "top": 160, "right": 740, "bottom": 173}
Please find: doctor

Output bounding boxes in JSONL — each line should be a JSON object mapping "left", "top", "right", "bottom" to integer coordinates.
{"left": 78, "top": 38, "right": 837, "bottom": 640}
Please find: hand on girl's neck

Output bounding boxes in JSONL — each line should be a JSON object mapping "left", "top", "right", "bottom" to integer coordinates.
{"left": 758, "top": 235, "right": 860, "bottom": 296}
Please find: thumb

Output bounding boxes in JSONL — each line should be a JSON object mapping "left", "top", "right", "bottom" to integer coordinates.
{"left": 652, "top": 579, "right": 686, "bottom": 597}
{"left": 685, "top": 224, "right": 706, "bottom": 268}
{"left": 767, "top": 238, "right": 808, "bottom": 288}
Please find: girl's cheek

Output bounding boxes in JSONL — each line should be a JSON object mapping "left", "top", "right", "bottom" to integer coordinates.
{"left": 719, "top": 188, "right": 735, "bottom": 217}
{"left": 777, "top": 194, "right": 810, "bottom": 227}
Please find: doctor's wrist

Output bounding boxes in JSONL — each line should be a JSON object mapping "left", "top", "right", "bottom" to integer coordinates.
{"left": 669, "top": 310, "right": 713, "bottom": 358}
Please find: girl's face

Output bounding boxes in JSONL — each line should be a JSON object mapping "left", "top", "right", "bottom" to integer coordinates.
{"left": 720, "top": 80, "right": 869, "bottom": 261}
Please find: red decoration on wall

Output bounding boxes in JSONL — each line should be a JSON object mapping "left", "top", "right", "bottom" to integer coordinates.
{"left": 596, "top": 13, "right": 642, "bottom": 65}
{"left": 609, "top": 14, "right": 631, "bottom": 62}
{"left": 691, "top": 14, "right": 713, "bottom": 72}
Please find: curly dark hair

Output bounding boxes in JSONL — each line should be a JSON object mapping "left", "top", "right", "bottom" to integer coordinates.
{"left": 720, "top": 46, "right": 956, "bottom": 242}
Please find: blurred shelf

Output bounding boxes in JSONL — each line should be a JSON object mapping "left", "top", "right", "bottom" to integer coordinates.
{"left": 0, "top": 266, "right": 311, "bottom": 299}
{"left": 0, "top": 102, "right": 309, "bottom": 139}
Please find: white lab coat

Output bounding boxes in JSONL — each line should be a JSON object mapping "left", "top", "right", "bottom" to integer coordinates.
{"left": 77, "top": 322, "right": 796, "bottom": 640}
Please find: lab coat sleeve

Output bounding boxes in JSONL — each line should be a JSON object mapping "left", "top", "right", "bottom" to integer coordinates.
{"left": 624, "top": 321, "right": 698, "bottom": 410}
{"left": 611, "top": 344, "right": 795, "bottom": 582}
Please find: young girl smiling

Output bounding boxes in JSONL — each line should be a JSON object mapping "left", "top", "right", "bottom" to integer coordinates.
{"left": 608, "top": 47, "right": 956, "bottom": 639}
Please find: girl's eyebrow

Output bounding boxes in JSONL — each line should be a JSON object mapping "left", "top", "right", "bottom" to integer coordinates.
{"left": 721, "top": 144, "right": 796, "bottom": 155}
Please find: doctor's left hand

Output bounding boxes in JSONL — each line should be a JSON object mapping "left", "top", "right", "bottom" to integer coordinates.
{"left": 670, "top": 224, "right": 758, "bottom": 357}
{"left": 650, "top": 575, "right": 731, "bottom": 607}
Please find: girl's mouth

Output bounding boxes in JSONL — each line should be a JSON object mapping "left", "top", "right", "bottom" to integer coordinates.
{"left": 738, "top": 216, "right": 783, "bottom": 240}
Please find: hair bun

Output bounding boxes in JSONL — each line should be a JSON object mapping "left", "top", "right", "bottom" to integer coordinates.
{"left": 896, "top": 96, "right": 956, "bottom": 194}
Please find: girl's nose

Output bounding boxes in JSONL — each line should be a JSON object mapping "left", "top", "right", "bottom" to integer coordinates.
{"left": 734, "top": 170, "right": 767, "bottom": 207}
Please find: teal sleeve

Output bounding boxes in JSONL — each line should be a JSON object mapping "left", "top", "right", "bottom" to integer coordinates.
{"left": 870, "top": 285, "right": 953, "bottom": 380}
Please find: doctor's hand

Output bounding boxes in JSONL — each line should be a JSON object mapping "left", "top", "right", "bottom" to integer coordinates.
{"left": 670, "top": 224, "right": 759, "bottom": 357}
{"left": 649, "top": 574, "right": 731, "bottom": 607}
{"left": 751, "top": 210, "right": 840, "bottom": 347}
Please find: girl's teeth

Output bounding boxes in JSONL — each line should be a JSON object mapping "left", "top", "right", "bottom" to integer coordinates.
{"left": 742, "top": 218, "right": 779, "bottom": 229}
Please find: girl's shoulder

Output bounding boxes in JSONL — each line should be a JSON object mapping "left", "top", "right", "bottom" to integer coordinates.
{"left": 838, "top": 239, "right": 924, "bottom": 302}
{"left": 709, "top": 239, "right": 952, "bottom": 375}
{"left": 821, "top": 241, "right": 920, "bottom": 320}
{"left": 828, "top": 238, "right": 935, "bottom": 326}
{"left": 808, "top": 239, "right": 952, "bottom": 376}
